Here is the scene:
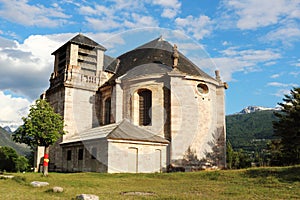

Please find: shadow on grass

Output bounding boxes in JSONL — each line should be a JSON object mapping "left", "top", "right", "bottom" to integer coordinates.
{"left": 244, "top": 165, "right": 300, "bottom": 183}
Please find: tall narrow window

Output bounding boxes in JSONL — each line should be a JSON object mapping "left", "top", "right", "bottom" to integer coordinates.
{"left": 104, "top": 98, "right": 111, "bottom": 125}
{"left": 138, "top": 89, "right": 152, "bottom": 126}
{"left": 67, "top": 150, "right": 72, "bottom": 161}
{"left": 78, "top": 148, "right": 83, "bottom": 160}
{"left": 91, "top": 147, "right": 97, "bottom": 159}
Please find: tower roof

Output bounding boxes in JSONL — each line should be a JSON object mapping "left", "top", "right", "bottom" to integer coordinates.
{"left": 52, "top": 33, "right": 106, "bottom": 55}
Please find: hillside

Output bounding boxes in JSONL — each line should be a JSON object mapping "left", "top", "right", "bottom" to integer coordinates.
{"left": 0, "top": 126, "right": 30, "bottom": 156}
{"left": 226, "top": 110, "right": 278, "bottom": 152}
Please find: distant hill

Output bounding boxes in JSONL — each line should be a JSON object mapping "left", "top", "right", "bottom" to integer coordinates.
{"left": 0, "top": 126, "right": 30, "bottom": 156}
{"left": 226, "top": 109, "right": 279, "bottom": 152}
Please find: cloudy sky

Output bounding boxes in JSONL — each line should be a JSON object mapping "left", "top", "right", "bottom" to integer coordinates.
{"left": 0, "top": 0, "right": 300, "bottom": 127}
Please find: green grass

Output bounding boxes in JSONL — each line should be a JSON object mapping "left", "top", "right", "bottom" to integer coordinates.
{"left": 0, "top": 166, "right": 299, "bottom": 199}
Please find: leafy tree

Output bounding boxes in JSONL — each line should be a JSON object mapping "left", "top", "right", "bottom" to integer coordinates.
{"left": 273, "top": 87, "right": 300, "bottom": 165}
{"left": 13, "top": 99, "right": 65, "bottom": 176}
{"left": 15, "top": 155, "right": 29, "bottom": 172}
{"left": 226, "top": 143, "right": 252, "bottom": 169}
{"left": 0, "top": 146, "right": 28, "bottom": 172}
{"left": 234, "top": 150, "right": 252, "bottom": 169}
{"left": 226, "top": 141, "right": 234, "bottom": 169}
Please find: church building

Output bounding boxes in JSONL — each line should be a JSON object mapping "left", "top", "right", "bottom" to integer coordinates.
{"left": 37, "top": 34, "right": 228, "bottom": 173}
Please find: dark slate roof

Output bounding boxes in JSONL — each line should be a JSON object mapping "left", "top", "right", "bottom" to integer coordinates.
{"left": 60, "top": 119, "right": 169, "bottom": 145}
{"left": 52, "top": 34, "right": 106, "bottom": 55}
{"left": 105, "top": 37, "right": 215, "bottom": 81}
{"left": 121, "top": 63, "right": 172, "bottom": 80}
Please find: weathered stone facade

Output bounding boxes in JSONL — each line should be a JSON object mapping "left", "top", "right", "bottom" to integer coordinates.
{"left": 38, "top": 34, "right": 228, "bottom": 173}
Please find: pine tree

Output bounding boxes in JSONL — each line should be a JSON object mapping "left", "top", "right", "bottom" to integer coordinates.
{"left": 13, "top": 99, "right": 65, "bottom": 176}
{"left": 273, "top": 87, "right": 300, "bottom": 165}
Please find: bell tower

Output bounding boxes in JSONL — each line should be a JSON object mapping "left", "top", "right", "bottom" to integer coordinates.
{"left": 46, "top": 34, "right": 109, "bottom": 138}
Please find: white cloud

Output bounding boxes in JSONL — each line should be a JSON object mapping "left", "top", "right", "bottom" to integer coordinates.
{"left": 0, "top": 0, "right": 71, "bottom": 27}
{"left": 289, "top": 71, "right": 300, "bottom": 77}
{"left": 152, "top": 0, "right": 181, "bottom": 8}
{"left": 270, "top": 74, "right": 280, "bottom": 79}
{"left": 175, "top": 15, "right": 213, "bottom": 40}
{"left": 267, "top": 82, "right": 298, "bottom": 87}
{"left": 79, "top": 4, "right": 113, "bottom": 17}
{"left": 195, "top": 46, "right": 281, "bottom": 81}
{"left": 264, "top": 61, "right": 276, "bottom": 66}
{"left": 152, "top": 0, "right": 181, "bottom": 18}
{"left": 77, "top": 1, "right": 159, "bottom": 33}
{"left": 0, "top": 90, "right": 31, "bottom": 126}
{"left": 126, "top": 13, "right": 158, "bottom": 28}
{"left": 264, "top": 25, "right": 300, "bottom": 45}
{"left": 272, "top": 89, "right": 291, "bottom": 97}
{"left": 222, "top": 41, "right": 229, "bottom": 46}
{"left": 223, "top": 0, "right": 300, "bottom": 30}
{"left": 292, "top": 59, "right": 300, "bottom": 67}
{"left": 221, "top": 48, "right": 281, "bottom": 63}
{"left": 161, "top": 8, "right": 177, "bottom": 19}
{"left": 107, "top": 0, "right": 142, "bottom": 11}
{"left": 0, "top": 33, "right": 74, "bottom": 99}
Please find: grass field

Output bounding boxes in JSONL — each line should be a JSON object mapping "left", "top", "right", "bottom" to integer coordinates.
{"left": 0, "top": 166, "right": 299, "bottom": 200}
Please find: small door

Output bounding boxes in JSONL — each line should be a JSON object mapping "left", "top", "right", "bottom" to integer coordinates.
{"left": 155, "top": 149, "right": 162, "bottom": 172}
{"left": 128, "top": 148, "right": 138, "bottom": 173}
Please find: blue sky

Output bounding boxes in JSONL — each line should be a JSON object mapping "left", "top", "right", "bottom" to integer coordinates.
{"left": 0, "top": 0, "right": 300, "bottom": 127}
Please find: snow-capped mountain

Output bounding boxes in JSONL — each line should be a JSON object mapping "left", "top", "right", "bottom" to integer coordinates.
{"left": 0, "top": 121, "right": 21, "bottom": 132}
{"left": 3, "top": 126, "right": 12, "bottom": 133}
{"left": 237, "top": 106, "right": 281, "bottom": 114}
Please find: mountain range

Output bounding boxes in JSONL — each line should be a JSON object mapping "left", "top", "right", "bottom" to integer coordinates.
{"left": 235, "top": 105, "right": 281, "bottom": 114}
{"left": 0, "top": 126, "right": 30, "bottom": 156}
{"left": 0, "top": 121, "right": 22, "bottom": 133}
{"left": 226, "top": 106, "right": 279, "bottom": 152}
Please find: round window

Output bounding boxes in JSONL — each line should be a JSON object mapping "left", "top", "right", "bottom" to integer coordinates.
{"left": 197, "top": 83, "right": 209, "bottom": 94}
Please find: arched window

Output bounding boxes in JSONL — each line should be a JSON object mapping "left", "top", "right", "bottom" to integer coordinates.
{"left": 138, "top": 89, "right": 152, "bottom": 126}
{"left": 104, "top": 98, "right": 111, "bottom": 125}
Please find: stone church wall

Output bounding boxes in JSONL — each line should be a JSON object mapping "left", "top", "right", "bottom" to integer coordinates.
{"left": 63, "top": 87, "right": 99, "bottom": 139}
{"left": 169, "top": 71, "right": 225, "bottom": 167}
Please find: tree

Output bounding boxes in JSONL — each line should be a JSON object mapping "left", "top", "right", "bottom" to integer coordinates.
{"left": 13, "top": 99, "right": 65, "bottom": 176}
{"left": 273, "top": 87, "right": 300, "bottom": 165}
{"left": 267, "top": 139, "right": 284, "bottom": 166}
{"left": 226, "top": 141, "right": 234, "bottom": 169}
{"left": 0, "top": 146, "right": 28, "bottom": 172}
